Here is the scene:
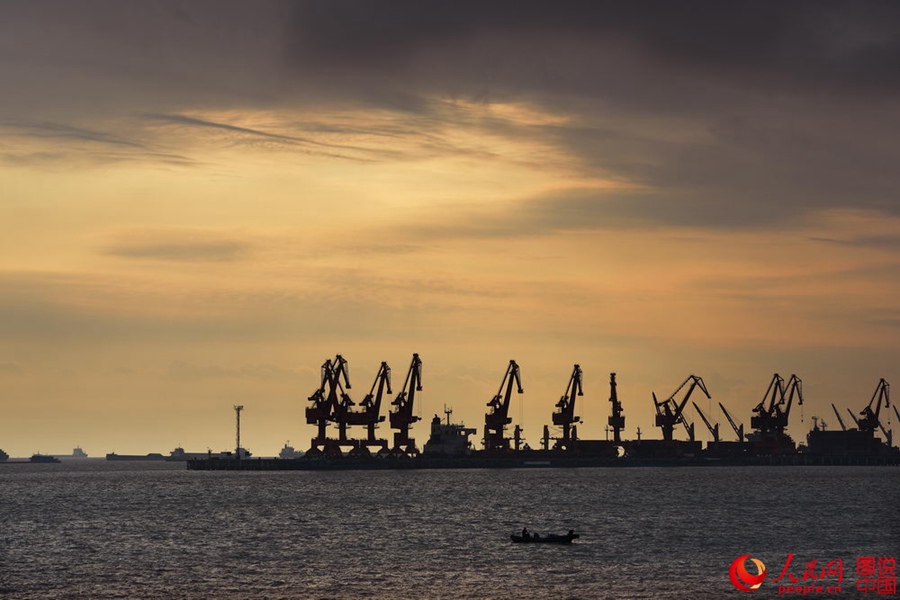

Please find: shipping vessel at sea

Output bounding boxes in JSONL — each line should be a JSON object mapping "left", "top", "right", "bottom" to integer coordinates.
{"left": 30, "top": 454, "right": 61, "bottom": 463}
{"left": 188, "top": 355, "right": 899, "bottom": 471}
{"left": 106, "top": 452, "right": 166, "bottom": 461}
{"left": 53, "top": 446, "right": 88, "bottom": 459}
{"left": 106, "top": 446, "right": 252, "bottom": 461}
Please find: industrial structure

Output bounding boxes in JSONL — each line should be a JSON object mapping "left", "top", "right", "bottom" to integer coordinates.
{"left": 806, "top": 378, "right": 892, "bottom": 457}
{"left": 189, "top": 356, "right": 898, "bottom": 471}
{"left": 747, "top": 373, "right": 804, "bottom": 454}
{"left": 483, "top": 360, "right": 523, "bottom": 452}
{"left": 548, "top": 364, "right": 582, "bottom": 451}
{"left": 389, "top": 354, "right": 423, "bottom": 455}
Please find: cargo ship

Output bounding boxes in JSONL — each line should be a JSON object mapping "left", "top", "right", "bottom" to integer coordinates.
{"left": 106, "top": 452, "right": 166, "bottom": 461}
{"left": 30, "top": 454, "right": 61, "bottom": 463}
{"left": 167, "top": 447, "right": 252, "bottom": 461}
{"left": 54, "top": 446, "right": 88, "bottom": 459}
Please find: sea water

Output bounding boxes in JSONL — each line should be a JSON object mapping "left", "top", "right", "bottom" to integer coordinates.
{"left": 1, "top": 461, "right": 897, "bottom": 599}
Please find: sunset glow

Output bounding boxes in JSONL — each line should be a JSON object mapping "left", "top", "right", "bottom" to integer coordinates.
{"left": 2, "top": 2, "right": 899, "bottom": 456}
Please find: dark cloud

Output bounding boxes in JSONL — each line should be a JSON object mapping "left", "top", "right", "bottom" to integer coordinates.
{"left": 811, "top": 234, "right": 900, "bottom": 250}
{"left": 4, "top": 1, "right": 900, "bottom": 229}
{"left": 286, "top": 1, "right": 900, "bottom": 97}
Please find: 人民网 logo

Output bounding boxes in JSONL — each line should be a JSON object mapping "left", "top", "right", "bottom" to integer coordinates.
{"left": 730, "top": 554, "right": 767, "bottom": 592}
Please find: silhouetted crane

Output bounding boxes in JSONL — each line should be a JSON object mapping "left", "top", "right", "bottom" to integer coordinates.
{"left": 551, "top": 364, "right": 582, "bottom": 450}
{"left": 341, "top": 361, "right": 391, "bottom": 451}
{"left": 653, "top": 375, "right": 710, "bottom": 442}
{"left": 389, "top": 353, "right": 423, "bottom": 455}
{"left": 484, "top": 360, "right": 523, "bottom": 451}
{"left": 857, "top": 378, "right": 891, "bottom": 447}
{"left": 750, "top": 373, "right": 785, "bottom": 435}
{"left": 305, "top": 355, "right": 352, "bottom": 453}
{"left": 772, "top": 374, "right": 803, "bottom": 434}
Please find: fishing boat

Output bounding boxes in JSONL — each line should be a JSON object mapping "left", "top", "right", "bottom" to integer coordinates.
{"left": 511, "top": 530, "right": 579, "bottom": 544}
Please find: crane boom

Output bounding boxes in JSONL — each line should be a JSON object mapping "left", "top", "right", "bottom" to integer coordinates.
{"left": 831, "top": 404, "right": 848, "bottom": 432}
{"left": 692, "top": 401, "right": 719, "bottom": 443}
{"left": 719, "top": 402, "right": 744, "bottom": 442}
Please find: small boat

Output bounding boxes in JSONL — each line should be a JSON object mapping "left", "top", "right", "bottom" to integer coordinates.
{"left": 511, "top": 530, "right": 579, "bottom": 544}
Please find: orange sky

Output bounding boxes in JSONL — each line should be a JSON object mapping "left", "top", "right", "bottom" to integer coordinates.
{"left": 1, "top": 3, "right": 899, "bottom": 456}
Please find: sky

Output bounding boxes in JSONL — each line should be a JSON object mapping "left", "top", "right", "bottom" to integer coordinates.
{"left": 2, "top": 1, "right": 899, "bottom": 457}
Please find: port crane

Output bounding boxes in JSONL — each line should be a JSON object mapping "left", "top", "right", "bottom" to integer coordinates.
{"left": 305, "top": 355, "right": 353, "bottom": 453}
{"left": 608, "top": 372, "right": 625, "bottom": 444}
{"left": 692, "top": 401, "right": 719, "bottom": 443}
{"left": 653, "top": 375, "right": 709, "bottom": 442}
{"left": 772, "top": 374, "right": 803, "bottom": 434}
{"left": 857, "top": 378, "right": 891, "bottom": 446}
{"left": 339, "top": 361, "right": 391, "bottom": 454}
{"left": 484, "top": 360, "right": 523, "bottom": 451}
{"left": 719, "top": 402, "right": 744, "bottom": 442}
{"left": 749, "top": 373, "right": 803, "bottom": 436}
{"left": 550, "top": 364, "right": 583, "bottom": 450}
{"left": 749, "top": 373, "right": 785, "bottom": 434}
{"left": 389, "top": 353, "right": 423, "bottom": 455}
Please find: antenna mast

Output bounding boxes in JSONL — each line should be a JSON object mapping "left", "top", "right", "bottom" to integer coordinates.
{"left": 234, "top": 405, "right": 244, "bottom": 459}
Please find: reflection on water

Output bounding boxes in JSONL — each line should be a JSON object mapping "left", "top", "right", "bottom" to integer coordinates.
{"left": 1, "top": 461, "right": 897, "bottom": 599}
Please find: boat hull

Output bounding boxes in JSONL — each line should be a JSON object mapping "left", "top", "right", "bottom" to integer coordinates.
{"left": 511, "top": 533, "right": 579, "bottom": 544}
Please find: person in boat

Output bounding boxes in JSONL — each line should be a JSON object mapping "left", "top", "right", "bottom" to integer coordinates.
{"left": 521, "top": 527, "right": 529, "bottom": 539}
{"left": 568, "top": 529, "right": 575, "bottom": 537}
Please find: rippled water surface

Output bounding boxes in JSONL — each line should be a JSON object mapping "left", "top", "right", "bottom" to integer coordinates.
{"left": 1, "top": 461, "right": 897, "bottom": 599}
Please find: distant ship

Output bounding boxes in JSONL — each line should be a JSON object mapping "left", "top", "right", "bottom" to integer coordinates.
{"left": 166, "top": 447, "right": 252, "bottom": 461}
{"left": 279, "top": 441, "right": 303, "bottom": 459}
{"left": 422, "top": 408, "right": 477, "bottom": 456}
{"left": 54, "top": 447, "right": 88, "bottom": 459}
{"left": 30, "top": 454, "right": 61, "bottom": 463}
{"left": 0, "top": 448, "right": 8, "bottom": 462}
{"left": 105, "top": 452, "right": 166, "bottom": 461}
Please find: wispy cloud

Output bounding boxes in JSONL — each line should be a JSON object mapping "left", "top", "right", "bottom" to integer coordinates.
{"left": 144, "top": 112, "right": 372, "bottom": 161}
{"left": 0, "top": 120, "right": 145, "bottom": 148}
{"left": 102, "top": 230, "right": 252, "bottom": 262}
